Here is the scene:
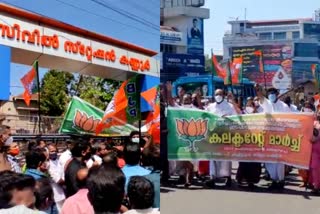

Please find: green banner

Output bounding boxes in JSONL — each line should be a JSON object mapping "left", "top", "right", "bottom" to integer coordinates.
{"left": 167, "top": 108, "right": 314, "bottom": 168}
{"left": 59, "top": 96, "right": 138, "bottom": 136}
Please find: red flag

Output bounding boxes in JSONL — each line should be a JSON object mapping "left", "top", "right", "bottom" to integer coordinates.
{"left": 211, "top": 52, "right": 227, "bottom": 79}
{"left": 254, "top": 50, "right": 264, "bottom": 73}
{"left": 20, "top": 61, "right": 38, "bottom": 106}
{"left": 311, "top": 64, "right": 317, "bottom": 76}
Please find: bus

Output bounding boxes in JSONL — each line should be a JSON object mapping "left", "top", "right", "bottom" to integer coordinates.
{"left": 172, "top": 75, "right": 256, "bottom": 101}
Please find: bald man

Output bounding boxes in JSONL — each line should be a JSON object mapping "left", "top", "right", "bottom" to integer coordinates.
{"left": 205, "top": 89, "right": 238, "bottom": 188}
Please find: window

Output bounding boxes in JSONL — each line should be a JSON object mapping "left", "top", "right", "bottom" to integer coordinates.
{"left": 274, "top": 32, "right": 286, "bottom": 40}
{"left": 160, "top": 44, "right": 176, "bottom": 53}
{"left": 259, "top": 32, "right": 272, "bottom": 40}
{"left": 292, "top": 31, "right": 300, "bottom": 40}
{"left": 240, "top": 23, "right": 245, "bottom": 33}
{"left": 294, "top": 43, "right": 318, "bottom": 57}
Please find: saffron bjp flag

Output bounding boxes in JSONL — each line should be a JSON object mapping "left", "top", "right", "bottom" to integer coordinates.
{"left": 96, "top": 75, "right": 141, "bottom": 135}
{"left": 229, "top": 57, "right": 243, "bottom": 85}
{"left": 211, "top": 51, "right": 226, "bottom": 79}
{"left": 141, "top": 86, "right": 160, "bottom": 143}
{"left": 254, "top": 50, "right": 264, "bottom": 73}
{"left": 20, "top": 60, "right": 38, "bottom": 106}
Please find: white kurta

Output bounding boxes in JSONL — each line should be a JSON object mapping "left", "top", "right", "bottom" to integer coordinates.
{"left": 259, "top": 98, "right": 273, "bottom": 113}
{"left": 206, "top": 100, "right": 237, "bottom": 178}
{"left": 265, "top": 100, "right": 291, "bottom": 181}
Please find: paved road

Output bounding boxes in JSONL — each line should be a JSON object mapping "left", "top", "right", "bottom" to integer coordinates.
{"left": 161, "top": 163, "right": 320, "bottom": 214}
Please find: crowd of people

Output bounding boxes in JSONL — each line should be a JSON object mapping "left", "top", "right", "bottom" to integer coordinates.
{"left": 0, "top": 129, "right": 160, "bottom": 214}
{"left": 160, "top": 82, "right": 320, "bottom": 194}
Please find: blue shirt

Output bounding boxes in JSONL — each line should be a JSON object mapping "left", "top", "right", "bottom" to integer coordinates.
{"left": 122, "top": 165, "right": 151, "bottom": 190}
{"left": 25, "top": 169, "right": 47, "bottom": 180}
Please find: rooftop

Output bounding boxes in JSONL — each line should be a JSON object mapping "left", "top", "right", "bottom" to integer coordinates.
{"left": 14, "top": 93, "right": 39, "bottom": 101}
{"left": 229, "top": 18, "right": 313, "bottom": 27}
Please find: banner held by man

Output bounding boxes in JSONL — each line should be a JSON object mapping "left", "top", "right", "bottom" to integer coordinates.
{"left": 167, "top": 108, "right": 314, "bottom": 169}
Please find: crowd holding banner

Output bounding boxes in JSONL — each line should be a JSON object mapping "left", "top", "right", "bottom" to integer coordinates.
{"left": 161, "top": 78, "right": 320, "bottom": 192}
{"left": 167, "top": 108, "right": 314, "bottom": 169}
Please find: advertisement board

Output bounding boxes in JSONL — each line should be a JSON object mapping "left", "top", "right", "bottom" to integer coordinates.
{"left": 160, "top": 30, "right": 184, "bottom": 46}
{"left": 232, "top": 44, "right": 292, "bottom": 93}
{"left": 162, "top": 53, "right": 205, "bottom": 82}
{"left": 187, "top": 17, "right": 204, "bottom": 55}
{"left": 292, "top": 61, "right": 319, "bottom": 85}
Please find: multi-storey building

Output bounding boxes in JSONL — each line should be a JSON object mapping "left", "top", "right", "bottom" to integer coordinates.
{"left": 223, "top": 10, "right": 320, "bottom": 94}
{"left": 160, "top": 0, "right": 210, "bottom": 82}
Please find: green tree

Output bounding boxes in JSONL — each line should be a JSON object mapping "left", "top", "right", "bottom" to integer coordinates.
{"left": 40, "top": 70, "right": 74, "bottom": 116}
{"left": 205, "top": 53, "right": 223, "bottom": 72}
{"left": 72, "top": 75, "right": 121, "bottom": 110}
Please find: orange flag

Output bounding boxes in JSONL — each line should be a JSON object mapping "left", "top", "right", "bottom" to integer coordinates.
{"left": 95, "top": 80, "right": 129, "bottom": 135}
{"left": 211, "top": 51, "right": 227, "bottom": 79}
{"left": 254, "top": 50, "right": 264, "bottom": 73}
{"left": 229, "top": 57, "right": 243, "bottom": 84}
{"left": 20, "top": 60, "right": 38, "bottom": 106}
{"left": 142, "top": 86, "right": 160, "bottom": 143}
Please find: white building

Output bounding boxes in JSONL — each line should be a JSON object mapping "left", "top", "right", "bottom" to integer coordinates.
{"left": 222, "top": 10, "right": 320, "bottom": 92}
{"left": 160, "top": 0, "right": 210, "bottom": 81}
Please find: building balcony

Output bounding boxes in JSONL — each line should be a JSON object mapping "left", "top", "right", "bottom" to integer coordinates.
{"left": 161, "top": 6, "right": 209, "bottom": 19}
{"left": 161, "top": 0, "right": 205, "bottom": 8}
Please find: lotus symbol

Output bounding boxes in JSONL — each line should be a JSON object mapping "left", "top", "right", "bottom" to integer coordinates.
{"left": 176, "top": 119, "right": 208, "bottom": 152}
{"left": 73, "top": 110, "right": 101, "bottom": 132}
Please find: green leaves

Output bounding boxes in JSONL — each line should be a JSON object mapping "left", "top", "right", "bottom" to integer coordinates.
{"left": 40, "top": 70, "right": 121, "bottom": 116}
{"left": 40, "top": 70, "right": 73, "bottom": 116}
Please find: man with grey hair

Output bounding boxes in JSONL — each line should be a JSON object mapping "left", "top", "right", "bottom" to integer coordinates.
{"left": 205, "top": 89, "right": 238, "bottom": 188}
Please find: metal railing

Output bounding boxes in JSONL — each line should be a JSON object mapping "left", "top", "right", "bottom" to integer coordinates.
{"left": 1, "top": 114, "right": 63, "bottom": 134}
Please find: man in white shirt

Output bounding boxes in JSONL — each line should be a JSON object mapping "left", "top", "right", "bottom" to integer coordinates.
{"left": 254, "top": 84, "right": 273, "bottom": 113}
{"left": 48, "top": 144, "right": 66, "bottom": 212}
{"left": 284, "top": 96, "right": 299, "bottom": 112}
{"left": 59, "top": 140, "right": 73, "bottom": 170}
{"left": 86, "top": 142, "right": 103, "bottom": 168}
{"left": 265, "top": 88, "right": 291, "bottom": 190}
{"left": 205, "top": 89, "right": 238, "bottom": 188}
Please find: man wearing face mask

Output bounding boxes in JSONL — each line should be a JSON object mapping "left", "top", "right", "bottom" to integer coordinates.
{"left": 5, "top": 142, "right": 22, "bottom": 173}
{"left": 205, "top": 89, "right": 238, "bottom": 188}
{"left": 48, "top": 144, "right": 66, "bottom": 212}
{"left": 265, "top": 88, "right": 291, "bottom": 190}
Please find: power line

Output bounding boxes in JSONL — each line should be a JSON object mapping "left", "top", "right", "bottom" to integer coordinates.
{"left": 125, "top": 1, "right": 159, "bottom": 19}
{"left": 90, "top": 0, "right": 159, "bottom": 31}
{"left": 49, "top": 0, "right": 159, "bottom": 36}
{"left": 100, "top": 0, "right": 159, "bottom": 27}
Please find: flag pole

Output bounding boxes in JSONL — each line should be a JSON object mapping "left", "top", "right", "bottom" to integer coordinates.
{"left": 227, "top": 58, "right": 233, "bottom": 94}
{"left": 211, "top": 49, "right": 214, "bottom": 101}
{"left": 35, "top": 61, "right": 41, "bottom": 134}
{"left": 261, "top": 51, "right": 267, "bottom": 91}
{"left": 138, "top": 75, "right": 142, "bottom": 142}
